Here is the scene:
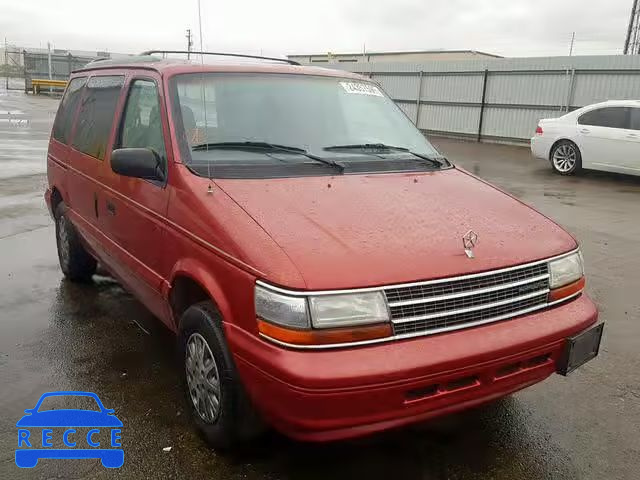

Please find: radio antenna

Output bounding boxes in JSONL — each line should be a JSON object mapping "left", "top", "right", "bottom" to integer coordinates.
{"left": 197, "top": 0, "right": 213, "bottom": 194}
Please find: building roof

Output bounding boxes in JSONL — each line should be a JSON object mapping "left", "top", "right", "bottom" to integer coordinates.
{"left": 289, "top": 49, "right": 502, "bottom": 58}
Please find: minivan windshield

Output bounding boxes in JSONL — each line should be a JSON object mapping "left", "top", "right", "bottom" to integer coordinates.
{"left": 171, "top": 73, "right": 446, "bottom": 178}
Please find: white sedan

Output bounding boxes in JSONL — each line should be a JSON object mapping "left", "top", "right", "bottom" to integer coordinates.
{"left": 531, "top": 100, "right": 640, "bottom": 176}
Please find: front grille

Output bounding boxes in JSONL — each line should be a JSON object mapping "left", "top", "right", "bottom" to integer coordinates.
{"left": 385, "top": 262, "right": 550, "bottom": 337}
{"left": 385, "top": 263, "right": 549, "bottom": 303}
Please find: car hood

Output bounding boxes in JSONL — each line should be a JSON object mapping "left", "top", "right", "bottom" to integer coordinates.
{"left": 217, "top": 168, "right": 576, "bottom": 290}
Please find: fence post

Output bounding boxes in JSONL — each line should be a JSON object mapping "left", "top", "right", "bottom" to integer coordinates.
{"left": 22, "top": 49, "right": 28, "bottom": 93}
{"left": 477, "top": 69, "right": 489, "bottom": 142}
{"left": 4, "top": 37, "right": 8, "bottom": 91}
{"left": 414, "top": 70, "right": 424, "bottom": 126}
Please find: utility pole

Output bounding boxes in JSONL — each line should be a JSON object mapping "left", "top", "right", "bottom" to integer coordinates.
{"left": 47, "top": 42, "right": 52, "bottom": 79}
{"left": 4, "top": 37, "right": 8, "bottom": 91}
{"left": 624, "top": 0, "right": 640, "bottom": 54}
{"left": 186, "top": 29, "right": 193, "bottom": 59}
{"left": 47, "top": 42, "right": 53, "bottom": 94}
{"left": 569, "top": 32, "right": 575, "bottom": 56}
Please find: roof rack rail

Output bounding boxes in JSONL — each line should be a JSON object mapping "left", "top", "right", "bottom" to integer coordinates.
{"left": 139, "top": 50, "right": 300, "bottom": 66}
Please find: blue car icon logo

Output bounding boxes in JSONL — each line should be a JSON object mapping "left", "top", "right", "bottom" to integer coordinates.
{"left": 15, "top": 391, "right": 123, "bottom": 468}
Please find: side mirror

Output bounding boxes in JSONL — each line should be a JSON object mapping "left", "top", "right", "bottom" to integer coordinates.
{"left": 111, "top": 148, "right": 164, "bottom": 181}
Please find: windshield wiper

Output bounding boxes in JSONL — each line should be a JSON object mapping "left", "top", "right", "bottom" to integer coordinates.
{"left": 324, "top": 143, "right": 410, "bottom": 152}
{"left": 323, "top": 143, "right": 449, "bottom": 167}
{"left": 192, "top": 141, "right": 344, "bottom": 172}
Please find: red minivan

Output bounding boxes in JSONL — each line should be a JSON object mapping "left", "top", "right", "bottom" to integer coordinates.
{"left": 45, "top": 52, "right": 603, "bottom": 447}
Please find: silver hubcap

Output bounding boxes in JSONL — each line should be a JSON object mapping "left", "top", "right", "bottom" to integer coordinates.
{"left": 185, "top": 333, "right": 221, "bottom": 423}
{"left": 57, "top": 215, "right": 70, "bottom": 266}
{"left": 552, "top": 144, "right": 577, "bottom": 172}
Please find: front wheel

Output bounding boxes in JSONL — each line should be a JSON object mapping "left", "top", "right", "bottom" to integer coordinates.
{"left": 550, "top": 140, "right": 581, "bottom": 175}
{"left": 179, "top": 301, "right": 264, "bottom": 449}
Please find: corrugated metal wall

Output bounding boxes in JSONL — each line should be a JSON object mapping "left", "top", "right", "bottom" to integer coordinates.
{"left": 318, "top": 55, "right": 640, "bottom": 143}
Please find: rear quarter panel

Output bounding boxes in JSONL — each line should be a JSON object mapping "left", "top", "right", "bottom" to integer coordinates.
{"left": 46, "top": 139, "right": 69, "bottom": 214}
{"left": 540, "top": 119, "right": 580, "bottom": 160}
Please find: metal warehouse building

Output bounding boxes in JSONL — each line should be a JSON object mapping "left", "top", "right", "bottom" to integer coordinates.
{"left": 288, "top": 49, "right": 502, "bottom": 64}
{"left": 310, "top": 55, "right": 640, "bottom": 143}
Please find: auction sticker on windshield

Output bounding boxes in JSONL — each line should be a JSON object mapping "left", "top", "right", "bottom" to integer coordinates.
{"left": 340, "top": 82, "right": 383, "bottom": 96}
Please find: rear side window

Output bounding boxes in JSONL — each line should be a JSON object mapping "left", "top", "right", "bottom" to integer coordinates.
{"left": 630, "top": 108, "right": 640, "bottom": 131}
{"left": 72, "top": 76, "right": 124, "bottom": 160}
{"left": 578, "top": 107, "right": 630, "bottom": 129}
{"left": 119, "top": 79, "right": 167, "bottom": 165}
{"left": 52, "top": 77, "right": 86, "bottom": 144}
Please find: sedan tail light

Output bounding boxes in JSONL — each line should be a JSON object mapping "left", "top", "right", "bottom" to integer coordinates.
{"left": 535, "top": 125, "right": 544, "bottom": 135}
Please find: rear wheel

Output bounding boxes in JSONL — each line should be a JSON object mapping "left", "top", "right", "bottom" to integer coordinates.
{"left": 179, "top": 301, "right": 264, "bottom": 448}
{"left": 550, "top": 140, "right": 581, "bottom": 175}
{"left": 55, "top": 203, "right": 97, "bottom": 282}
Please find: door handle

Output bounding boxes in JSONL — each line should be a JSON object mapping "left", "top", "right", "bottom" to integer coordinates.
{"left": 579, "top": 128, "right": 590, "bottom": 134}
{"left": 106, "top": 201, "right": 116, "bottom": 216}
{"left": 626, "top": 133, "right": 639, "bottom": 139}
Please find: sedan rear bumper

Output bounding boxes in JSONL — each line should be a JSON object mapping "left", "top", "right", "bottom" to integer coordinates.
{"left": 531, "top": 136, "right": 552, "bottom": 160}
{"left": 228, "top": 294, "right": 598, "bottom": 441}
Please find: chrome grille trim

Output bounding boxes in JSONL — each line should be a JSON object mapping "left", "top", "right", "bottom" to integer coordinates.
{"left": 390, "top": 289, "right": 550, "bottom": 324}
{"left": 384, "top": 263, "right": 549, "bottom": 304}
{"left": 385, "top": 260, "right": 553, "bottom": 336}
{"left": 393, "top": 296, "right": 555, "bottom": 339}
{"left": 387, "top": 273, "right": 550, "bottom": 307}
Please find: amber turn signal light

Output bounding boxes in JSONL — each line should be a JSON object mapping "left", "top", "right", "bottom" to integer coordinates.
{"left": 549, "top": 277, "right": 585, "bottom": 302}
{"left": 257, "top": 319, "right": 392, "bottom": 346}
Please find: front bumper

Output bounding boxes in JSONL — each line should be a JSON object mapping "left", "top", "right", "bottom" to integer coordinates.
{"left": 228, "top": 294, "right": 599, "bottom": 441}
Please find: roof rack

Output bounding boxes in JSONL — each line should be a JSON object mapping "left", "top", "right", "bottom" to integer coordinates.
{"left": 139, "top": 50, "right": 300, "bottom": 66}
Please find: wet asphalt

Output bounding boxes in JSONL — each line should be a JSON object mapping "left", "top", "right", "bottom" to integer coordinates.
{"left": 0, "top": 87, "right": 639, "bottom": 480}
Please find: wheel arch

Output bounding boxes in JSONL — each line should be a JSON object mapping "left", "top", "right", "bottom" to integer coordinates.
{"left": 549, "top": 138, "right": 580, "bottom": 161}
{"left": 50, "top": 186, "right": 65, "bottom": 218}
{"left": 168, "top": 260, "right": 233, "bottom": 331}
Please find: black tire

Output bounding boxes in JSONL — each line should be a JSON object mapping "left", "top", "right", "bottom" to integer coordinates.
{"left": 550, "top": 140, "right": 582, "bottom": 175}
{"left": 54, "top": 203, "right": 97, "bottom": 282}
{"left": 179, "top": 301, "right": 264, "bottom": 449}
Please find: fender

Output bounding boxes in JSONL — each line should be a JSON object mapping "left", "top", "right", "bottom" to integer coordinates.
{"left": 165, "top": 257, "right": 234, "bottom": 330}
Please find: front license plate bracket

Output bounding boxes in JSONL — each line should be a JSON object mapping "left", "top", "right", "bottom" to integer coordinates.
{"left": 557, "top": 323, "right": 604, "bottom": 376}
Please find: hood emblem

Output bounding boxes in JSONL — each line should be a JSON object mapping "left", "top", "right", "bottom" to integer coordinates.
{"left": 462, "top": 230, "right": 479, "bottom": 259}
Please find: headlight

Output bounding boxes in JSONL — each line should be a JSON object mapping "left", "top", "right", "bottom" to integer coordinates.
{"left": 254, "top": 284, "right": 392, "bottom": 347}
{"left": 308, "top": 292, "right": 389, "bottom": 328}
{"left": 548, "top": 251, "right": 584, "bottom": 289}
{"left": 254, "top": 286, "right": 309, "bottom": 329}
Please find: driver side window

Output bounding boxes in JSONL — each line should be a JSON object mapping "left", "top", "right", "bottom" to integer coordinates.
{"left": 119, "top": 79, "right": 167, "bottom": 172}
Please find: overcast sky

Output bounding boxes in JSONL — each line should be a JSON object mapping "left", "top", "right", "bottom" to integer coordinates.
{"left": 0, "top": 0, "right": 635, "bottom": 58}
